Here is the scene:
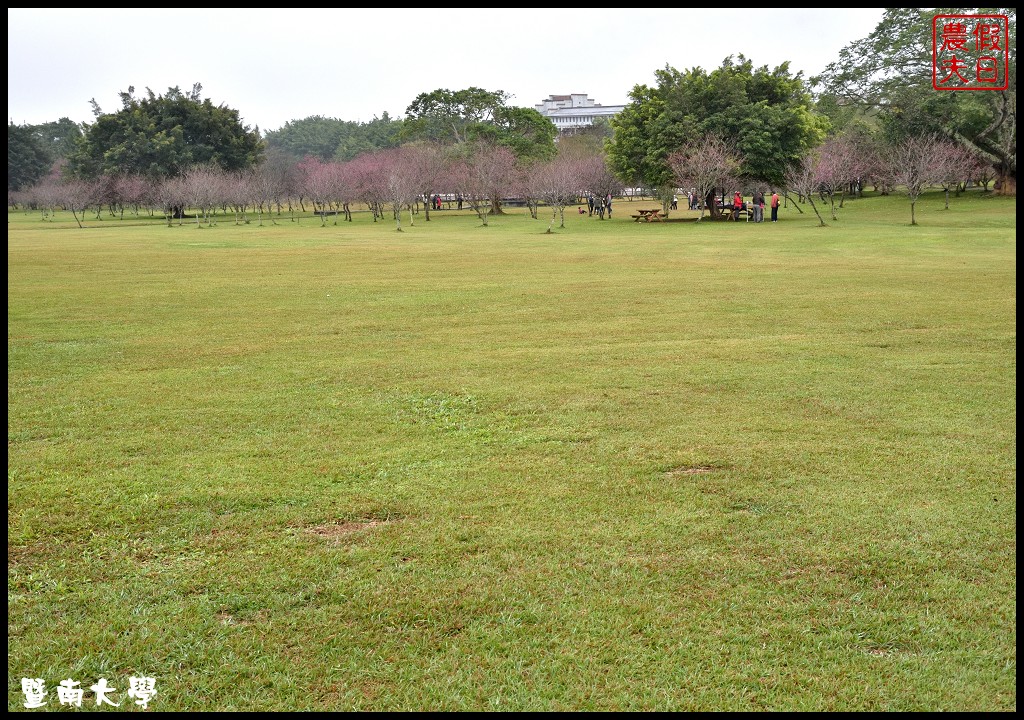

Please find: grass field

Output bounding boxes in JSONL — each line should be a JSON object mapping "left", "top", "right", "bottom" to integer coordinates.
{"left": 7, "top": 190, "right": 1017, "bottom": 711}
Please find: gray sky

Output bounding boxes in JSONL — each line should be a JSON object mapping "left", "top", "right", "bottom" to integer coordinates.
{"left": 8, "top": 8, "right": 884, "bottom": 133}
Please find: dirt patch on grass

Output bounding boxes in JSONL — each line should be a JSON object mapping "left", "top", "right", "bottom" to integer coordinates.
{"left": 307, "top": 519, "right": 389, "bottom": 539}
{"left": 216, "top": 609, "right": 269, "bottom": 627}
{"left": 665, "top": 465, "right": 716, "bottom": 477}
{"left": 8, "top": 541, "right": 54, "bottom": 567}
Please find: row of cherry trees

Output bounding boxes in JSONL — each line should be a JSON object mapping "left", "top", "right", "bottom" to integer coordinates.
{"left": 12, "top": 131, "right": 995, "bottom": 230}
{"left": 668, "top": 131, "right": 995, "bottom": 226}
{"left": 10, "top": 142, "right": 626, "bottom": 231}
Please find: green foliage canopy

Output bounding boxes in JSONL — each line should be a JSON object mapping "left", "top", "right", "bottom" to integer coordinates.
{"left": 67, "top": 83, "right": 264, "bottom": 181}
{"left": 607, "top": 55, "right": 827, "bottom": 189}
{"left": 812, "top": 8, "right": 1016, "bottom": 182}
{"left": 403, "top": 87, "right": 556, "bottom": 162}
{"left": 8, "top": 123, "right": 52, "bottom": 191}
{"left": 30, "top": 117, "right": 84, "bottom": 163}
{"left": 263, "top": 113, "right": 403, "bottom": 162}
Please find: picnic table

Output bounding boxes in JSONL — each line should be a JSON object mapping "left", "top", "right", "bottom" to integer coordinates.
{"left": 719, "top": 206, "right": 749, "bottom": 221}
{"left": 631, "top": 208, "right": 664, "bottom": 223}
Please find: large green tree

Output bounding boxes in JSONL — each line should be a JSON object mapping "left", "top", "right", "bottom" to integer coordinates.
{"left": 67, "top": 83, "right": 264, "bottom": 181}
{"left": 402, "top": 87, "right": 556, "bottom": 162}
{"left": 333, "top": 113, "right": 404, "bottom": 161}
{"left": 8, "top": 122, "right": 52, "bottom": 191}
{"left": 264, "top": 115, "right": 352, "bottom": 161}
{"left": 812, "top": 7, "right": 1016, "bottom": 191}
{"left": 29, "top": 117, "right": 84, "bottom": 163}
{"left": 263, "top": 113, "right": 403, "bottom": 162}
{"left": 607, "top": 55, "right": 827, "bottom": 190}
{"left": 556, "top": 117, "right": 616, "bottom": 158}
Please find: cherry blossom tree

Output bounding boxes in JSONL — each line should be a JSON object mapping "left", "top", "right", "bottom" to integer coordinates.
{"left": 248, "top": 164, "right": 282, "bottom": 226}
{"left": 156, "top": 176, "right": 188, "bottom": 226}
{"left": 577, "top": 154, "right": 623, "bottom": 221}
{"left": 451, "top": 143, "right": 517, "bottom": 226}
{"left": 374, "top": 147, "right": 425, "bottom": 231}
{"left": 510, "top": 162, "right": 542, "bottom": 220}
{"left": 815, "top": 135, "right": 861, "bottom": 221}
{"left": 933, "top": 140, "right": 978, "bottom": 210}
{"left": 838, "top": 129, "right": 886, "bottom": 200}
{"left": 398, "top": 143, "right": 445, "bottom": 223}
{"left": 526, "top": 155, "right": 583, "bottom": 231}
{"left": 114, "top": 174, "right": 154, "bottom": 219}
{"left": 883, "top": 134, "right": 945, "bottom": 225}
{"left": 971, "top": 155, "right": 996, "bottom": 192}
{"left": 325, "top": 160, "right": 359, "bottom": 223}
{"left": 347, "top": 153, "right": 389, "bottom": 223}
{"left": 29, "top": 179, "right": 64, "bottom": 221}
{"left": 91, "top": 174, "right": 119, "bottom": 219}
{"left": 180, "top": 165, "right": 228, "bottom": 227}
{"left": 667, "top": 134, "right": 741, "bottom": 222}
{"left": 225, "top": 170, "right": 253, "bottom": 225}
{"left": 296, "top": 157, "right": 338, "bottom": 226}
{"left": 59, "top": 178, "right": 102, "bottom": 228}
{"left": 294, "top": 155, "right": 327, "bottom": 214}
{"left": 785, "top": 152, "right": 828, "bottom": 227}
{"left": 259, "top": 149, "right": 301, "bottom": 219}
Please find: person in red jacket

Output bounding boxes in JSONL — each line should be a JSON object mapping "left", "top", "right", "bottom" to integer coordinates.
{"left": 732, "top": 191, "right": 743, "bottom": 221}
{"left": 770, "top": 190, "right": 780, "bottom": 222}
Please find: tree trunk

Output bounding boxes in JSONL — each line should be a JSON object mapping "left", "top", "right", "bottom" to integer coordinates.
{"left": 705, "top": 190, "right": 721, "bottom": 220}
{"left": 806, "top": 195, "right": 827, "bottom": 227}
{"left": 782, "top": 192, "right": 805, "bottom": 214}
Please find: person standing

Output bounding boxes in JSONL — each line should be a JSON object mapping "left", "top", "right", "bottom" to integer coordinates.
{"left": 605, "top": 194, "right": 613, "bottom": 218}
{"left": 733, "top": 191, "right": 743, "bottom": 221}
{"left": 671, "top": 194, "right": 678, "bottom": 210}
{"left": 753, "top": 190, "right": 765, "bottom": 223}
{"left": 587, "top": 193, "right": 595, "bottom": 216}
{"left": 770, "top": 190, "right": 780, "bottom": 222}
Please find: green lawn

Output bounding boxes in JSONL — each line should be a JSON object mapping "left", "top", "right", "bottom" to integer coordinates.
{"left": 7, "top": 190, "right": 1017, "bottom": 711}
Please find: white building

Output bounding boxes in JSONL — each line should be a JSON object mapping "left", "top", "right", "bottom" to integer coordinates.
{"left": 534, "top": 94, "right": 626, "bottom": 131}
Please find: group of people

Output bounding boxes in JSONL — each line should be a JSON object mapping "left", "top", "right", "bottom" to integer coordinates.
{"left": 687, "top": 189, "right": 701, "bottom": 210}
{"left": 671, "top": 192, "right": 697, "bottom": 210}
{"left": 423, "top": 194, "right": 465, "bottom": 211}
{"left": 672, "top": 189, "right": 781, "bottom": 221}
{"left": 728, "top": 189, "right": 781, "bottom": 222}
{"left": 585, "top": 193, "right": 614, "bottom": 219}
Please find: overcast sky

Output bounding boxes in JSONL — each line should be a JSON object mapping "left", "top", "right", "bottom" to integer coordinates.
{"left": 8, "top": 8, "right": 885, "bottom": 133}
